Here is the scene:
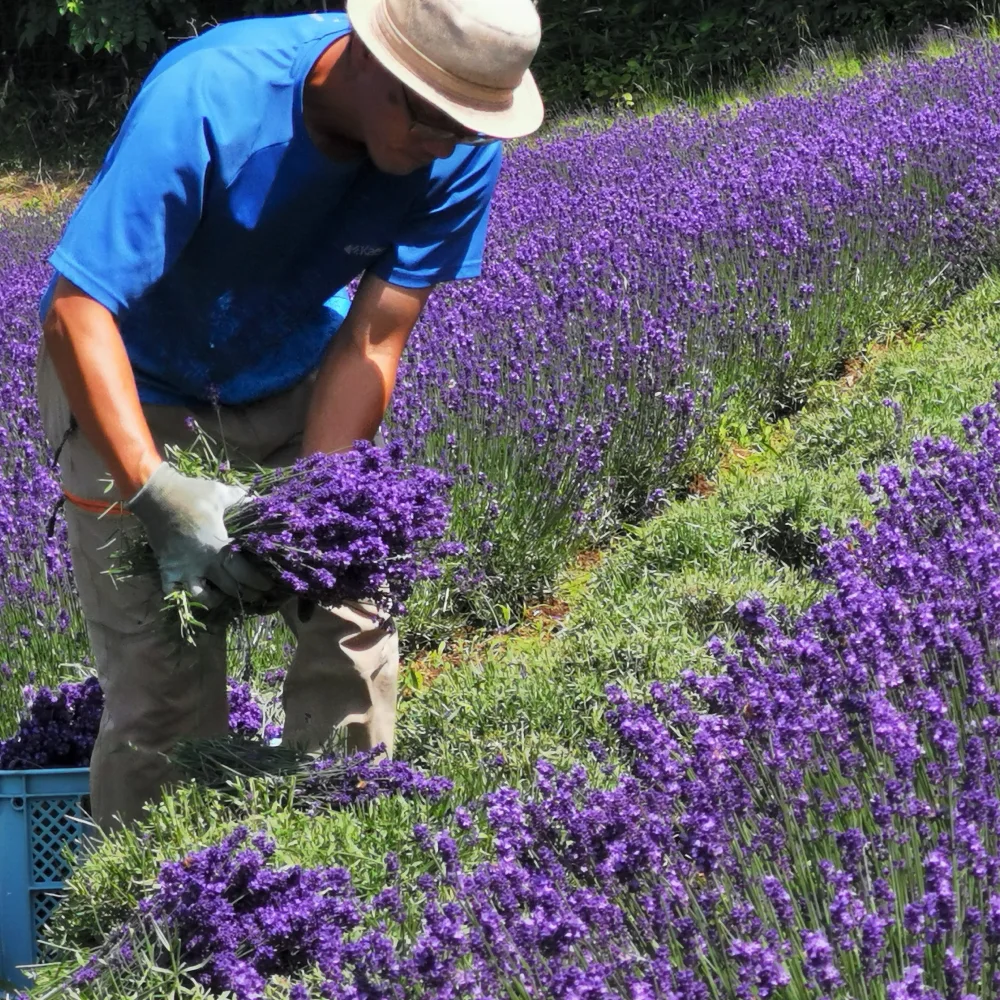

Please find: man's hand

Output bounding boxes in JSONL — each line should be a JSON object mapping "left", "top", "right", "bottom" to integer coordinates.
{"left": 126, "top": 462, "right": 274, "bottom": 606}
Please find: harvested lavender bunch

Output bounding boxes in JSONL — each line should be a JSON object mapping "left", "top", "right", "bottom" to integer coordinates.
{"left": 166, "top": 738, "right": 452, "bottom": 813}
{"left": 164, "top": 734, "right": 333, "bottom": 791}
{"left": 295, "top": 747, "right": 453, "bottom": 814}
{"left": 226, "top": 441, "right": 456, "bottom": 617}
{"left": 1, "top": 677, "right": 275, "bottom": 771}
{"left": 0, "top": 677, "right": 103, "bottom": 770}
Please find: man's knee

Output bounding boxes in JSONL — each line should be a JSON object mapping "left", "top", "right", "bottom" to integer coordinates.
{"left": 89, "top": 621, "right": 229, "bottom": 747}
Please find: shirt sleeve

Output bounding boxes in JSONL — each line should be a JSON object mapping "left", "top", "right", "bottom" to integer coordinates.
{"left": 371, "top": 143, "right": 502, "bottom": 289}
{"left": 47, "top": 55, "right": 220, "bottom": 316}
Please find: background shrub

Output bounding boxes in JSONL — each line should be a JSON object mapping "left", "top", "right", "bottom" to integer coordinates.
{"left": 3, "top": 0, "right": 999, "bottom": 166}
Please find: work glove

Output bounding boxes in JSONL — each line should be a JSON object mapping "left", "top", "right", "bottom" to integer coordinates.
{"left": 126, "top": 462, "right": 274, "bottom": 607}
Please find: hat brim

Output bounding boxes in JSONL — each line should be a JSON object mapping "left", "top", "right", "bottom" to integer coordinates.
{"left": 345, "top": 0, "right": 544, "bottom": 140}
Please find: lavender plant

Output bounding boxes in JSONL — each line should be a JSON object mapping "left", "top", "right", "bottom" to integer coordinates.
{"left": 390, "top": 40, "right": 1000, "bottom": 617}
{"left": 0, "top": 208, "right": 84, "bottom": 726}
{"left": 0, "top": 43, "right": 1000, "bottom": 668}
{"left": 34, "top": 382, "right": 1000, "bottom": 1000}
{"left": 6, "top": 42, "right": 1000, "bottom": 661}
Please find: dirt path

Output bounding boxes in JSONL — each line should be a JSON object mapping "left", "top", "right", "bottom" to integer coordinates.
{"left": 0, "top": 170, "right": 90, "bottom": 213}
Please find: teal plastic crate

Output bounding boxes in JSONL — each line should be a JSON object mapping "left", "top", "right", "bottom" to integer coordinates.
{"left": 0, "top": 768, "right": 91, "bottom": 993}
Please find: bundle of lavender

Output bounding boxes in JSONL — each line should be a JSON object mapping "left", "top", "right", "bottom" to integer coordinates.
{"left": 115, "top": 436, "right": 460, "bottom": 636}
{"left": 165, "top": 736, "right": 451, "bottom": 814}
{"left": 1, "top": 677, "right": 279, "bottom": 771}
{"left": 228, "top": 440, "right": 457, "bottom": 617}
{"left": 0, "top": 677, "right": 103, "bottom": 770}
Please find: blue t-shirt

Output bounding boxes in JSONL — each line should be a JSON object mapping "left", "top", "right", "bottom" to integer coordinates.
{"left": 40, "top": 12, "right": 501, "bottom": 405}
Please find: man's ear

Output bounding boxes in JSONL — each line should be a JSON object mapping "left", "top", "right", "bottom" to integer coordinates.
{"left": 348, "top": 33, "right": 373, "bottom": 65}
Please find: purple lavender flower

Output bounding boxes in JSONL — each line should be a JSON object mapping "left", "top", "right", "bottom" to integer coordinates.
{"left": 226, "top": 678, "right": 264, "bottom": 737}
{"left": 0, "top": 677, "right": 102, "bottom": 769}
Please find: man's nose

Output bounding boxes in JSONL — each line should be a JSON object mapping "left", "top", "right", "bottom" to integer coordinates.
{"left": 420, "top": 135, "right": 458, "bottom": 160}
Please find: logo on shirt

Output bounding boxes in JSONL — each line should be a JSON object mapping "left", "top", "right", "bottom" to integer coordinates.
{"left": 344, "top": 244, "right": 387, "bottom": 257}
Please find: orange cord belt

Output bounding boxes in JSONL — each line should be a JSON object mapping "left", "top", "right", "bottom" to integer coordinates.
{"left": 61, "top": 487, "right": 131, "bottom": 517}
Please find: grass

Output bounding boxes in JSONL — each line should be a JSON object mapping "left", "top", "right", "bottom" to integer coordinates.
{"left": 27, "top": 263, "right": 1000, "bottom": 993}
{"left": 0, "top": 173, "right": 88, "bottom": 214}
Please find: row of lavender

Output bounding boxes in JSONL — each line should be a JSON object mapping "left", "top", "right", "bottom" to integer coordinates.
{"left": 5, "top": 44, "right": 1000, "bottom": 671}
{"left": 395, "top": 42, "right": 1000, "bottom": 613}
{"left": 0, "top": 210, "right": 78, "bottom": 730}
{"left": 34, "top": 383, "right": 1000, "bottom": 997}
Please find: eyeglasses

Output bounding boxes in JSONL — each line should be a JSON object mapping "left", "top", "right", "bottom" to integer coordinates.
{"left": 401, "top": 86, "right": 499, "bottom": 147}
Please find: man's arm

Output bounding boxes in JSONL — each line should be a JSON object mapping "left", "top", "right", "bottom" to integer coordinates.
{"left": 42, "top": 276, "right": 272, "bottom": 601}
{"left": 301, "top": 272, "right": 432, "bottom": 456}
{"left": 43, "top": 276, "right": 162, "bottom": 497}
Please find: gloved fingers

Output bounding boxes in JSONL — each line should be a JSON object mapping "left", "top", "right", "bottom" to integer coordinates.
{"left": 220, "top": 549, "right": 275, "bottom": 592}
{"left": 178, "top": 575, "right": 226, "bottom": 610}
{"left": 233, "top": 584, "right": 270, "bottom": 606}
{"left": 204, "top": 560, "right": 270, "bottom": 605}
{"left": 202, "top": 559, "right": 245, "bottom": 599}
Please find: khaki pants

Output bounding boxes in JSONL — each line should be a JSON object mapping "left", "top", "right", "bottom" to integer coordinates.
{"left": 35, "top": 344, "right": 399, "bottom": 833}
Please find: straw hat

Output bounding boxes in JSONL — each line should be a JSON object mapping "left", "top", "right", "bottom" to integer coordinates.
{"left": 345, "top": 0, "right": 544, "bottom": 140}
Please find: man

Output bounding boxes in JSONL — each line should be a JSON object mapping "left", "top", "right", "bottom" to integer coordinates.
{"left": 35, "top": 0, "right": 544, "bottom": 832}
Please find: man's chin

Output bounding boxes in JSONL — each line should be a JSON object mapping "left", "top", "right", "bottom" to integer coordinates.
{"left": 371, "top": 149, "right": 429, "bottom": 176}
